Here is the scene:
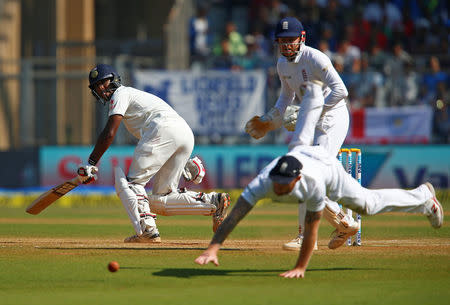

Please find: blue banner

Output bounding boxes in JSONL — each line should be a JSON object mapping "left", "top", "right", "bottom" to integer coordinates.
{"left": 133, "top": 70, "right": 266, "bottom": 135}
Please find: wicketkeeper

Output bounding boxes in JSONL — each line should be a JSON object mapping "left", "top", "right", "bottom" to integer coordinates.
{"left": 195, "top": 145, "right": 444, "bottom": 278}
{"left": 78, "top": 64, "right": 230, "bottom": 243}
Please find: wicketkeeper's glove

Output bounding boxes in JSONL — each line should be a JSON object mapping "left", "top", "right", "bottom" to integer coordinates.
{"left": 77, "top": 165, "right": 98, "bottom": 184}
{"left": 283, "top": 105, "right": 300, "bottom": 132}
{"left": 245, "top": 107, "right": 283, "bottom": 139}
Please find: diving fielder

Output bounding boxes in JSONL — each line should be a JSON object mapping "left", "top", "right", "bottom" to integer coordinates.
{"left": 245, "top": 17, "right": 356, "bottom": 250}
{"left": 77, "top": 64, "right": 230, "bottom": 243}
{"left": 195, "top": 145, "right": 444, "bottom": 278}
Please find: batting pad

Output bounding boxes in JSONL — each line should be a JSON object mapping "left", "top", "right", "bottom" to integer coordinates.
{"left": 149, "top": 190, "right": 216, "bottom": 216}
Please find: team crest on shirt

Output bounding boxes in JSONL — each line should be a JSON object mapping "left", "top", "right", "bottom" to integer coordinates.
{"left": 302, "top": 69, "right": 308, "bottom": 81}
{"left": 109, "top": 99, "right": 115, "bottom": 110}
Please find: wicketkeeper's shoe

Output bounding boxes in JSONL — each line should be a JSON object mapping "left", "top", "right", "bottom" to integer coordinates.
{"left": 425, "top": 182, "right": 444, "bottom": 228}
{"left": 212, "top": 193, "right": 231, "bottom": 232}
{"left": 282, "top": 235, "right": 318, "bottom": 251}
{"left": 124, "top": 228, "right": 162, "bottom": 243}
{"left": 328, "top": 220, "right": 359, "bottom": 249}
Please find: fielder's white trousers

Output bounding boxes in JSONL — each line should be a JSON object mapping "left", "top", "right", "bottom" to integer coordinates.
{"left": 128, "top": 118, "right": 194, "bottom": 194}
{"left": 329, "top": 161, "right": 432, "bottom": 215}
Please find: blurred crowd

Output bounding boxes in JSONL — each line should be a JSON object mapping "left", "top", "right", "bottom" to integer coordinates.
{"left": 189, "top": 0, "right": 449, "bottom": 143}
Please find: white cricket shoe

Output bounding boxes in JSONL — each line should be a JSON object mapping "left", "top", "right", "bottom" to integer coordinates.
{"left": 425, "top": 182, "right": 444, "bottom": 228}
{"left": 212, "top": 193, "right": 231, "bottom": 232}
{"left": 124, "top": 228, "right": 161, "bottom": 243}
{"left": 282, "top": 235, "right": 318, "bottom": 251}
{"left": 328, "top": 218, "right": 360, "bottom": 249}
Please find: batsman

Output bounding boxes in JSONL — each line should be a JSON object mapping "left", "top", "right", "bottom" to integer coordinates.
{"left": 78, "top": 64, "right": 230, "bottom": 243}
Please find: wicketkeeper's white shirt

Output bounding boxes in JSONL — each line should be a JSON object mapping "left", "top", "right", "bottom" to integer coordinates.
{"left": 274, "top": 45, "right": 348, "bottom": 114}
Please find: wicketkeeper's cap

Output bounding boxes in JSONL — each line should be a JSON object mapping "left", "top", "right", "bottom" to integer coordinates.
{"left": 269, "top": 155, "right": 302, "bottom": 184}
{"left": 275, "top": 17, "right": 304, "bottom": 38}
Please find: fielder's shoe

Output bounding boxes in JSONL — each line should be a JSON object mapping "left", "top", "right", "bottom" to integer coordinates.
{"left": 124, "top": 228, "right": 161, "bottom": 243}
{"left": 425, "top": 182, "right": 444, "bottom": 228}
{"left": 328, "top": 219, "right": 360, "bottom": 249}
{"left": 212, "top": 193, "right": 231, "bottom": 232}
{"left": 282, "top": 235, "right": 318, "bottom": 251}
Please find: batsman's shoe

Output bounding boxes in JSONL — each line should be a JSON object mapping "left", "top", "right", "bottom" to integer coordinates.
{"left": 124, "top": 229, "right": 161, "bottom": 243}
{"left": 328, "top": 222, "right": 359, "bottom": 249}
{"left": 212, "top": 193, "right": 231, "bottom": 232}
{"left": 282, "top": 235, "right": 318, "bottom": 251}
{"left": 425, "top": 182, "right": 444, "bottom": 228}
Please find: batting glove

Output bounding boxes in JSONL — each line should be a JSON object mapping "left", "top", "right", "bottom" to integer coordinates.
{"left": 77, "top": 165, "right": 98, "bottom": 184}
{"left": 183, "top": 157, "right": 205, "bottom": 184}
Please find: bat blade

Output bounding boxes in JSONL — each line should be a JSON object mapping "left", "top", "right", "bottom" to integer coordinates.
{"left": 26, "top": 177, "right": 81, "bottom": 215}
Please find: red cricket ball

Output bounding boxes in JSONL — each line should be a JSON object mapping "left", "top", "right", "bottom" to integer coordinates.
{"left": 108, "top": 261, "right": 120, "bottom": 272}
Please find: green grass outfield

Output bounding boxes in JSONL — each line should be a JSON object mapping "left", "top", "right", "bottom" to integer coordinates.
{"left": 0, "top": 191, "right": 449, "bottom": 305}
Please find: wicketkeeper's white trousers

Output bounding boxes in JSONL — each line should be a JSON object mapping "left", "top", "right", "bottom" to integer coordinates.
{"left": 290, "top": 100, "right": 350, "bottom": 235}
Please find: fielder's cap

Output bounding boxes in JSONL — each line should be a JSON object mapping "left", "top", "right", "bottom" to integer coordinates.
{"left": 275, "top": 17, "right": 304, "bottom": 38}
{"left": 269, "top": 155, "right": 302, "bottom": 184}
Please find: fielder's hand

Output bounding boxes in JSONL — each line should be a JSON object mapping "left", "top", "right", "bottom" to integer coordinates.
{"left": 194, "top": 244, "right": 221, "bottom": 266}
{"left": 77, "top": 165, "right": 98, "bottom": 184}
{"left": 194, "top": 251, "right": 219, "bottom": 266}
{"left": 279, "top": 267, "right": 306, "bottom": 279}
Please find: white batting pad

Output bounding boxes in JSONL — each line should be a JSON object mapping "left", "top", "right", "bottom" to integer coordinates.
{"left": 114, "top": 167, "right": 143, "bottom": 235}
{"left": 149, "top": 190, "right": 216, "bottom": 216}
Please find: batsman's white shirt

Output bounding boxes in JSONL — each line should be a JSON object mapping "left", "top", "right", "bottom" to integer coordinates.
{"left": 109, "top": 86, "right": 182, "bottom": 139}
{"left": 276, "top": 46, "right": 349, "bottom": 156}
{"left": 242, "top": 146, "right": 432, "bottom": 215}
{"left": 109, "top": 86, "right": 194, "bottom": 193}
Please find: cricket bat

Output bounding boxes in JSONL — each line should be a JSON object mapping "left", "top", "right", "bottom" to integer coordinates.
{"left": 26, "top": 177, "right": 81, "bottom": 215}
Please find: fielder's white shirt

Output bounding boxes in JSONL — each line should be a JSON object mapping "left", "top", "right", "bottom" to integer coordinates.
{"left": 242, "top": 145, "right": 335, "bottom": 212}
{"left": 108, "top": 86, "right": 182, "bottom": 139}
{"left": 274, "top": 45, "right": 348, "bottom": 114}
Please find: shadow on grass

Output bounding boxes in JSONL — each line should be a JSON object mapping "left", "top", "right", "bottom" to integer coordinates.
{"left": 152, "top": 267, "right": 384, "bottom": 278}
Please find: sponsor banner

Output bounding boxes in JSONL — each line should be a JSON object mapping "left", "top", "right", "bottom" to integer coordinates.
{"left": 346, "top": 106, "right": 433, "bottom": 144}
{"left": 133, "top": 70, "right": 266, "bottom": 135}
{"left": 40, "top": 145, "right": 450, "bottom": 189}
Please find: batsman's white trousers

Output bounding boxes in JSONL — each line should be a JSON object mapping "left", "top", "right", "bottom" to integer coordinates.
{"left": 289, "top": 99, "right": 350, "bottom": 235}
{"left": 128, "top": 117, "right": 194, "bottom": 195}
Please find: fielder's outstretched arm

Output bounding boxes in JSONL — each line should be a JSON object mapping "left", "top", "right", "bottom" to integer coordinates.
{"left": 280, "top": 210, "right": 322, "bottom": 278}
{"left": 194, "top": 196, "right": 254, "bottom": 266}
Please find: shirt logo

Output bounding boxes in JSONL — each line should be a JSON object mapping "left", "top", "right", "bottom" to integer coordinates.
{"left": 109, "top": 99, "right": 115, "bottom": 110}
{"left": 282, "top": 21, "right": 288, "bottom": 30}
{"left": 302, "top": 69, "right": 308, "bottom": 81}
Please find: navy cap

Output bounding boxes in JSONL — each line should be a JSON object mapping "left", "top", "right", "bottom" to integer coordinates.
{"left": 269, "top": 155, "right": 302, "bottom": 184}
{"left": 275, "top": 17, "right": 304, "bottom": 38}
